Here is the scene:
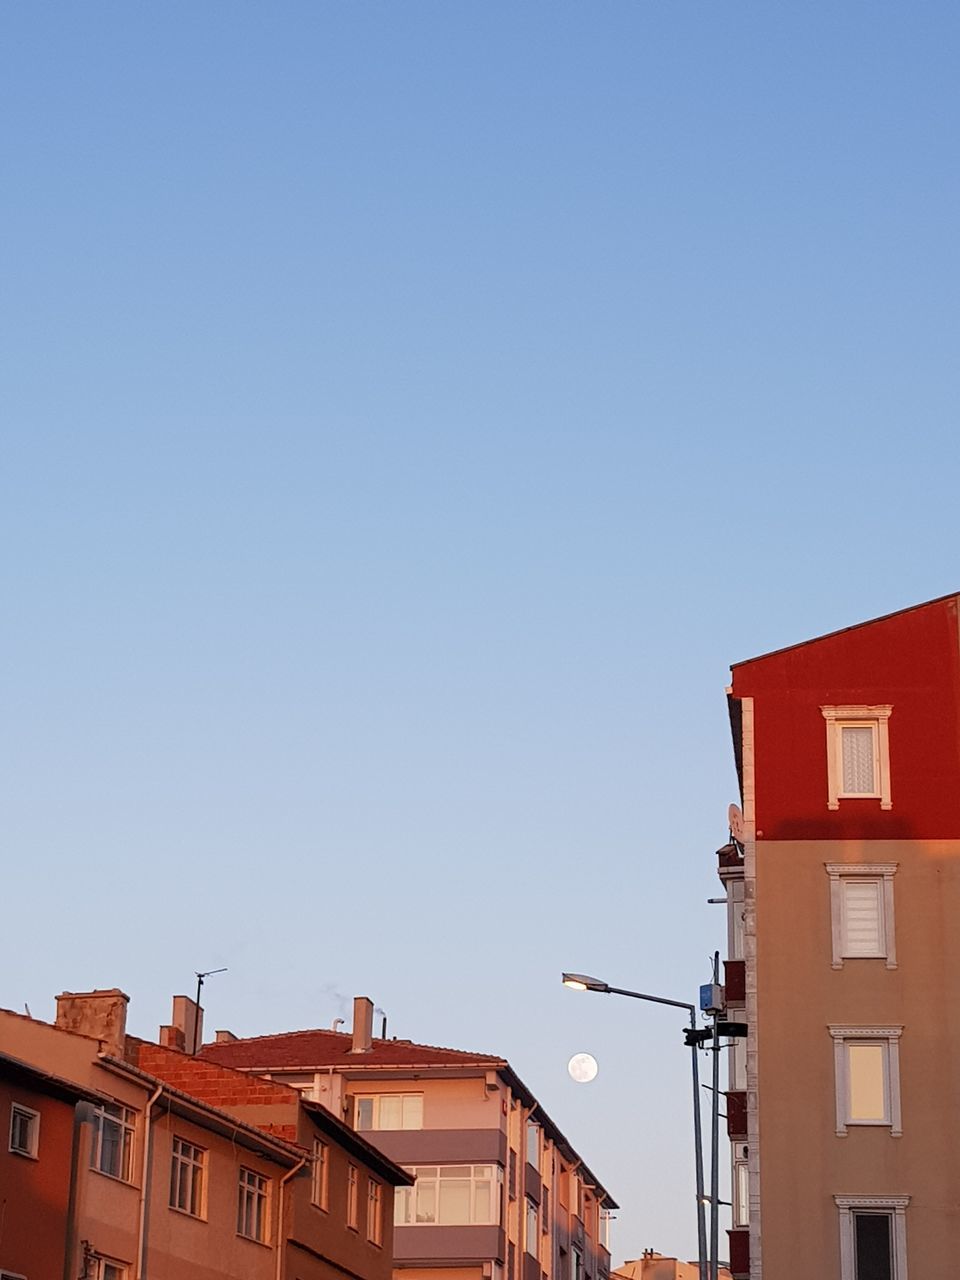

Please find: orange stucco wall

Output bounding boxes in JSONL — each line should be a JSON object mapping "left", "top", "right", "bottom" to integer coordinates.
{"left": 0, "top": 1080, "right": 73, "bottom": 1276}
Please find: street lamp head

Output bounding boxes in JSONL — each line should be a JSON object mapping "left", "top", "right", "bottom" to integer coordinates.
{"left": 561, "top": 973, "right": 610, "bottom": 993}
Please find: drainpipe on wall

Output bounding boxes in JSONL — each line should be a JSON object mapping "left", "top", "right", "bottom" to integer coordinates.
{"left": 135, "top": 1083, "right": 165, "bottom": 1279}
{"left": 276, "top": 1157, "right": 308, "bottom": 1280}
{"left": 63, "top": 1102, "right": 95, "bottom": 1280}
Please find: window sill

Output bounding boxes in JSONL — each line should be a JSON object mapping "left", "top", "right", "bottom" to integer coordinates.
{"left": 169, "top": 1205, "right": 207, "bottom": 1222}
{"left": 8, "top": 1147, "right": 38, "bottom": 1161}
{"left": 91, "top": 1167, "right": 137, "bottom": 1187}
{"left": 236, "top": 1233, "right": 272, "bottom": 1249}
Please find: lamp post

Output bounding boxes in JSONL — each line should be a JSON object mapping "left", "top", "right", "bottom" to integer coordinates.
{"left": 562, "top": 973, "right": 708, "bottom": 1280}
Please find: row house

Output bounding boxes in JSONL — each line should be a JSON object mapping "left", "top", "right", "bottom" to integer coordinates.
{"left": 0, "top": 988, "right": 409, "bottom": 1280}
{"left": 203, "top": 996, "right": 618, "bottom": 1280}
{"left": 719, "top": 591, "right": 960, "bottom": 1280}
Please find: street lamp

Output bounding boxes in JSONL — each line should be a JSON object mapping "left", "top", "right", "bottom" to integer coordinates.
{"left": 561, "top": 973, "right": 708, "bottom": 1280}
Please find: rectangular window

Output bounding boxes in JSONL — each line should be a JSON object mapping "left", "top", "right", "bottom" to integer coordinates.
{"left": 542, "top": 1185, "right": 550, "bottom": 1235}
{"left": 728, "top": 1009, "right": 747, "bottom": 1091}
{"left": 827, "top": 864, "right": 898, "bottom": 969}
{"left": 732, "top": 1143, "right": 749, "bottom": 1228}
{"left": 573, "top": 1248, "right": 584, "bottom": 1280}
{"left": 836, "top": 1197, "right": 908, "bottom": 1280}
{"left": 727, "top": 877, "right": 745, "bottom": 961}
{"left": 843, "top": 879, "right": 884, "bottom": 956}
{"left": 311, "top": 1139, "right": 329, "bottom": 1210}
{"left": 347, "top": 1164, "right": 359, "bottom": 1229}
{"left": 395, "top": 1164, "right": 503, "bottom": 1226}
{"left": 91, "top": 1104, "right": 135, "bottom": 1182}
{"left": 9, "top": 1103, "right": 39, "bottom": 1158}
{"left": 237, "top": 1167, "right": 269, "bottom": 1242}
{"left": 170, "top": 1137, "right": 205, "bottom": 1217}
{"left": 355, "top": 1093, "right": 423, "bottom": 1131}
{"left": 822, "top": 705, "right": 893, "bottom": 810}
{"left": 96, "top": 1262, "right": 127, "bottom": 1280}
{"left": 525, "top": 1198, "right": 539, "bottom": 1256}
{"left": 525, "top": 1120, "right": 540, "bottom": 1169}
{"left": 831, "top": 1029, "right": 903, "bottom": 1136}
{"left": 841, "top": 724, "right": 879, "bottom": 796}
{"left": 367, "top": 1179, "right": 383, "bottom": 1245}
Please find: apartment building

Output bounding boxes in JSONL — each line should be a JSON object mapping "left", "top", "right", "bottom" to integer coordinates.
{"left": 203, "top": 997, "right": 617, "bottom": 1280}
{"left": 0, "top": 989, "right": 409, "bottom": 1280}
{"left": 719, "top": 591, "right": 960, "bottom": 1279}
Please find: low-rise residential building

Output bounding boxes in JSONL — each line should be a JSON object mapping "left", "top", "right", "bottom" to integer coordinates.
{"left": 203, "top": 996, "right": 617, "bottom": 1280}
{"left": 0, "top": 988, "right": 410, "bottom": 1280}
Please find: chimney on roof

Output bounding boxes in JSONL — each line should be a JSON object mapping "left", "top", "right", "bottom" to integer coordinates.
{"left": 159, "top": 995, "right": 203, "bottom": 1054}
{"left": 215, "top": 1029, "right": 238, "bottom": 1044}
{"left": 351, "top": 996, "right": 374, "bottom": 1054}
{"left": 56, "top": 989, "right": 129, "bottom": 1058}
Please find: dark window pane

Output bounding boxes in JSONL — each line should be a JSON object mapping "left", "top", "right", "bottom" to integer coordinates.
{"left": 855, "top": 1213, "right": 892, "bottom": 1280}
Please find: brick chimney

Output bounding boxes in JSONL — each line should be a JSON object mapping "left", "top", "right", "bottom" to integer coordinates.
{"left": 159, "top": 995, "right": 203, "bottom": 1054}
{"left": 351, "top": 996, "right": 374, "bottom": 1053}
{"left": 56, "top": 989, "right": 129, "bottom": 1057}
{"left": 215, "top": 1029, "right": 238, "bottom": 1044}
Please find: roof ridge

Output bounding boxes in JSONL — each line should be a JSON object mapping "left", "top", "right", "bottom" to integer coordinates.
{"left": 203, "top": 1027, "right": 504, "bottom": 1061}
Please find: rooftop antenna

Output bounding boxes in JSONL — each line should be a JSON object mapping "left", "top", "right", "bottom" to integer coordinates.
{"left": 193, "top": 968, "right": 228, "bottom": 1054}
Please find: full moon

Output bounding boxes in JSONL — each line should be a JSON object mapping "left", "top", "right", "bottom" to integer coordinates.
{"left": 567, "top": 1052, "right": 599, "bottom": 1083}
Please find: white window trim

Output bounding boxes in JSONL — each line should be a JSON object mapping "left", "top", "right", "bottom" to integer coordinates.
{"left": 835, "top": 1196, "right": 909, "bottom": 1279}
{"left": 826, "top": 863, "right": 898, "bottom": 969}
{"left": 829, "top": 1026, "right": 903, "bottom": 1137}
{"left": 9, "top": 1102, "right": 40, "bottom": 1158}
{"left": 822, "top": 705, "right": 893, "bottom": 810}
{"left": 355, "top": 1093, "right": 423, "bottom": 1132}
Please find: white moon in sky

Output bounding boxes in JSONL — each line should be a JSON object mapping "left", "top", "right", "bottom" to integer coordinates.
{"left": 567, "top": 1052, "right": 599, "bottom": 1083}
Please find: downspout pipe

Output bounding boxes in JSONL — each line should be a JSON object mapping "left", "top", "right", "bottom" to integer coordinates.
{"left": 276, "top": 1157, "right": 308, "bottom": 1280}
{"left": 136, "top": 1083, "right": 164, "bottom": 1279}
{"left": 63, "top": 1102, "right": 95, "bottom": 1280}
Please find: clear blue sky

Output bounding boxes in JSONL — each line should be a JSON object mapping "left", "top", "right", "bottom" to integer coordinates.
{"left": 3, "top": 0, "right": 959, "bottom": 1262}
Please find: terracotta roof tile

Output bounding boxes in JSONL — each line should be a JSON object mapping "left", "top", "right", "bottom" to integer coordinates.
{"left": 202, "top": 1028, "right": 504, "bottom": 1071}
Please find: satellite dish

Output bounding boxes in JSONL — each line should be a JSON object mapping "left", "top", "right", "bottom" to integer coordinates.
{"left": 728, "top": 804, "right": 745, "bottom": 842}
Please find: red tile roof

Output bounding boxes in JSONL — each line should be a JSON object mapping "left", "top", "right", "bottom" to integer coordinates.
{"left": 203, "top": 1028, "right": 505, "bottom": 1071}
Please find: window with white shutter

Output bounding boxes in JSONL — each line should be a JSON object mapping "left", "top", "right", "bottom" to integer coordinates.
{"left": 826, "top": 864, "right": 898, "bottom": 969}
{"left": 841, "top": 879, "right": 884, "bottom": 957}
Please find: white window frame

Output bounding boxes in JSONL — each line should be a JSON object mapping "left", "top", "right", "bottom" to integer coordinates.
{"left": 525, "top": 1197, "right": 539, "bottom": 1256}
{"left": 347, "top": 1164, "right": 359, "bottom": 1229}
{"left": 169, "top": 1136, "right": 206, "bottom": 1218}
{"left": 732, "top": 1142, "right": 749, "bottom": 1228}
{"left": 90, "top": 1103, "right": 136, "bottom": 1182}
{"left": 835, "top": 1196, "right": 909, "bottom": 1280}
{"left": 822, "top": 706, "right": 893, "bottom": 810}
{"left": 525, "top": 1119, "right": 540, "bottom": 1169}
{"left": 95, "top": 1262, "right": 128, "bottom": 1280}
{"left": 1, "top": 1271, "right": 28, "bottom": 1280}
{"left": 9, "top": 1103, "right": 40, "bottom": 1158}
{"left": 395, "top": 1164, "right": 504, "bottom": 1227}
{"left": 237, "top": 1166, "right": 270, "bottom": 1243}
{"left": 367, "top": 1178, "right": 383, "bottom": 1245}
{"left": 727, "top": 1008, "right": 747, "bottom": 1091}
{"left": 826, "top": 863, "right": 898, "bottom": 969}
{"left": 355, "top": 1093, "right": 423, "bottom": 1131}
{"left": 311, "top": 1139, "right": 329, "bottom": 1210}
{"left": 830, "top": 1027, "right": 903, "bottom": 1137}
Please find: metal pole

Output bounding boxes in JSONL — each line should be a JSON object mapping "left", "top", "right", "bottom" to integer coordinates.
{"left": 689, "top": 1010, "right": 708, "bottom": 1280}
{"left": 709, "top": 953, "right": 721, "bottom": 1280}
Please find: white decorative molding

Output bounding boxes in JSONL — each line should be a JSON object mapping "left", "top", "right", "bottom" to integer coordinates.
{"left": 828, "top": 1026, "right": 903, "bottom": 1137}
{"left": 821, "top": 704, "right": 893, "bottom": 810}
{"left": 825, "top": 863, "right": 898, "bottom": 969}
{"left": 835, "top": 1197, "right": 909, "bottom": 1280}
